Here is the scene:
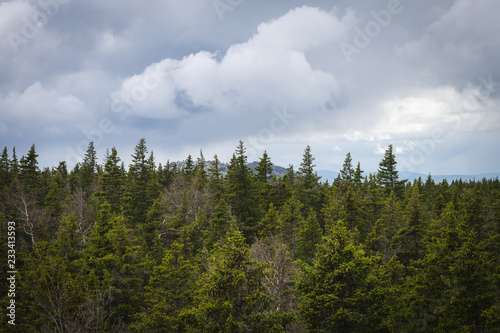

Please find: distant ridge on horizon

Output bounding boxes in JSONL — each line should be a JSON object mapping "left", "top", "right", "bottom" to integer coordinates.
{"left": 316, "top": 170, "right": 500, "bottom": 184}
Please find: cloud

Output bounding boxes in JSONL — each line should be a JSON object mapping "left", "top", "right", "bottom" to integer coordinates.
{"left": 110, "top": 6, "right": 355, "bottom": 122}
{"left": 345, "top": 85, "right": 498, "bottom": 141}
{"left": 397, "top": 0, "right": 500, "bottom": 82}
{"left": 0, "top": 82, "right": 89, "bottom": 135}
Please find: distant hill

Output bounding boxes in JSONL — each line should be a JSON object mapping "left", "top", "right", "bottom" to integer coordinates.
{"left": 399, "top": 172, "right": 500, "bottom": 183}
{"left": 317, "top": 170, "right": 500, "bottom": 184}
{"left": 247, "top": 161, "right": 289, "bottom": 177}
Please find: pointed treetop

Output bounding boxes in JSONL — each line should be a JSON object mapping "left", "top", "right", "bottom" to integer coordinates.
{"left": 377, "top": 144, "right": 404, "bottom": 190}
{"left": 340, "top": 152, "right": 354, "bottom": 181}
{"left": 298, "top": 145, "right": 320, "bottom": 189}
{"left": 255, "top": 150, "right": 273, "bottom": 183}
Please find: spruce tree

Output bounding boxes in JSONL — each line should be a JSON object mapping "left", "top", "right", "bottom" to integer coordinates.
{"left": 295, "top": 209, "right": 322, "bottom": 262}
{"left": 340, "top": 152, "right": 354, "bottom": 181}
{"left": 297, "top": 145, "right": 320, "bottom": 190}
{"left": 0, "top": 146, "right": 10, "bottom": 188}
{"left": 299, "top": 222, "right": 383, "bottom": 332}
{"left": 377, "top": 144, "right": 405, "bottom": 192}
{"left": 183, "top": 228, "right": 280, "bottom": 332}
{"left": 19, "top": 144, "right": 40, "bottom": 192}
{"left": 257, "top": 203, "right": 282, "bottom": 239}
{"left": 225, "top": 141, "right": 258, "bottom": 238}
{"left": 208, "top": 154, "right": 224, "bottom": 202}
{"left": 255, "top": 151, "right": 274, "bottom": 212}
{"left": 204, "top": 198, "right": 233, "bottom": 249}
{"left": 183, "top": 154, "right": 194, "bottom": 179}
{"left": 124, "top": 138, "right": 158, "bottom": 224}
{"left": 255, "top": 150, "right": 273, "bottom": 184}
{"left": 98, "top": 147, "right": 124, "bottom": 213}
{"left": 10, "top": 147, "right": 18, "bottom": 176}
{"left": 353, "top": 161, "right": 364, "bottom": 187}
{"left": 194, "top": 150, "right": 207, "bottom": 185}
{"left": 81, "top": 141, "right": 98, "bottom": 189}
{"left": 132, "top": 241, "right": 196, "bottom": 332}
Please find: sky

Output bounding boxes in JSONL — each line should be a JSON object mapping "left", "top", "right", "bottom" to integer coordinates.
{"left": 1, "top": 0, "right": 499, "bottom": 175}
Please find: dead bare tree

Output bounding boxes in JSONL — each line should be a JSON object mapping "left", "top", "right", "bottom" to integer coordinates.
{"left": 65, "top": 186, "right": 96, "bottom": 243}
{"left": 10, "top": 179, "right": 42, "bottom": 246}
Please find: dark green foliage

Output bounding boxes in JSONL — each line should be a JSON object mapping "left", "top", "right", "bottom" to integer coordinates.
{"left": 124, "top": 138, "right": 159, "bottom": 225}
{"left": 299, "top": 222, "right": 385, "bottom": 332}
{"left": 208, "top": 154, "right": 224, "bottom": 202}
{"left": 19, "top": 144, "right": 40, "bottom": 192}
{"left": 81, "top": 141, "right": 98, "bottom": 190}
{"left": 182, "top": 228, "right": 282, "bottom": 332}
{"left": 340, "top": 152, "right": 354, "bottom": 181}
{"left": 377, "top": 144, "right": 406, "bottom": 194}
{"left": 297, "top": 145, "right": 321, "bottom": 190}
{"left": 98, "top": 147, "right": 124, "bottom": 213}
{"left": 132, "top": 241, "right": 196, "bottom": 332}
{"left": 225, "top": 141, "right": 259, "bottom": 238}
{"left": 1, "top": 141, "right": 499, "bottom": 332}
{"left": 295, "top": 209, "right": 322, "bottom": 262}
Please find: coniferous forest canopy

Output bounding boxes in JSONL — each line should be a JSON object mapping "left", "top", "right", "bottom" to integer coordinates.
{"left": 1, "top": 139, "right": 499, "bottom": 332}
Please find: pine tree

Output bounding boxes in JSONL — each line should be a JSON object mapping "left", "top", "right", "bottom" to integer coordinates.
{"left": 10, "top": 147, "right": 18, "bottom": 177}
{"left": 391, "top": 185, "right": 427, "bottom": 266}
{"left": 353, "top": 161, "right": 364, "bottom": 187}
{"left": 255, "top": 151, "right": 274, "bottom": 212}
{"left": 204, "top": 198, "right": 233, "bottom": 249}
{"left": 124, "top": 138, "right": 157, "bottom": 224}
{"left": 0, "top": 146, "right": 10, "bottom": 188}
{"left": 194, "top": 150, "right": 207, "bottom": 186}
{"left": 132, "top": 241, "right": 197, "bottom": 332}
{"left": 183, "top": 154, "right": 194, "bottom": 179}
{"left": 182, "top": 228, "right": 275, "bottom": 332}
{"left": 377, "top": 144, "right": 405, "bottom": 193}
{"left": 98, "top": 147, "right": 124, "bottom": 213}
{"left": 19, "top": 144, "right": 40, "bottom": 192}
{"left": 340, "top": 152, "right": 354, "bottom": 182}
{"left": 279, "top": 195, "right": 304, "bottom": 254}
{"left": 295, "top": 209, "right": 323, "bottom": 262}
{"left": 257, "top": 203, "right": 282, "bottom": 239}
{"left": 55, "top": 161, "right": 68, "bottom": 180}
{"left": 297, "top": 146, "right": 321, "bottom": 212}
{"left": 53, "top": 213, "right": 84, "bottom": 267}
{"left": 44, "top": 174, "right": 65, "bottom": 221}
{"left": 297, "top": 145, "right": 320, "bottom": 190}
{"left": 208, "top": 154, "right": 224, "bottom": 202}
{"left": 225, "top": 141, "right": 258, "bottom": 239}
{"left": 366, "top": 191, "right": 403, "bottom": 256}
{"left": 299, "top": 222, "right": 383, "bottom": 332}
{"left": 255, "top": 151, "right": 273, "bottom": 184}
{"left": 80, "top": 141, "right": 98, "bottom": 190}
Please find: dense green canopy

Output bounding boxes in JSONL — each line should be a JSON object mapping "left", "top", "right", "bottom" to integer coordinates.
{"left": 1, "top": 141, "right": 499, "bottom": 332}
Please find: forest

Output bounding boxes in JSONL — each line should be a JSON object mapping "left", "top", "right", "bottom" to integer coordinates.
{"left": 1, "top": 139, "right": 499, "bottom": 332}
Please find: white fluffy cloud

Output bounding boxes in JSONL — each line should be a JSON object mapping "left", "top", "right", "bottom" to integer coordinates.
{"left": 0, "top": 82, "right": 88, "bottom": 136}
{"left": 110, "top": 6, "right": 354, "bottom": 120}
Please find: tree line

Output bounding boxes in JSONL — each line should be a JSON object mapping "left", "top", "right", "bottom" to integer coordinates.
{"left": 1, "top": 139, "right": 499, "bottom": 332}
